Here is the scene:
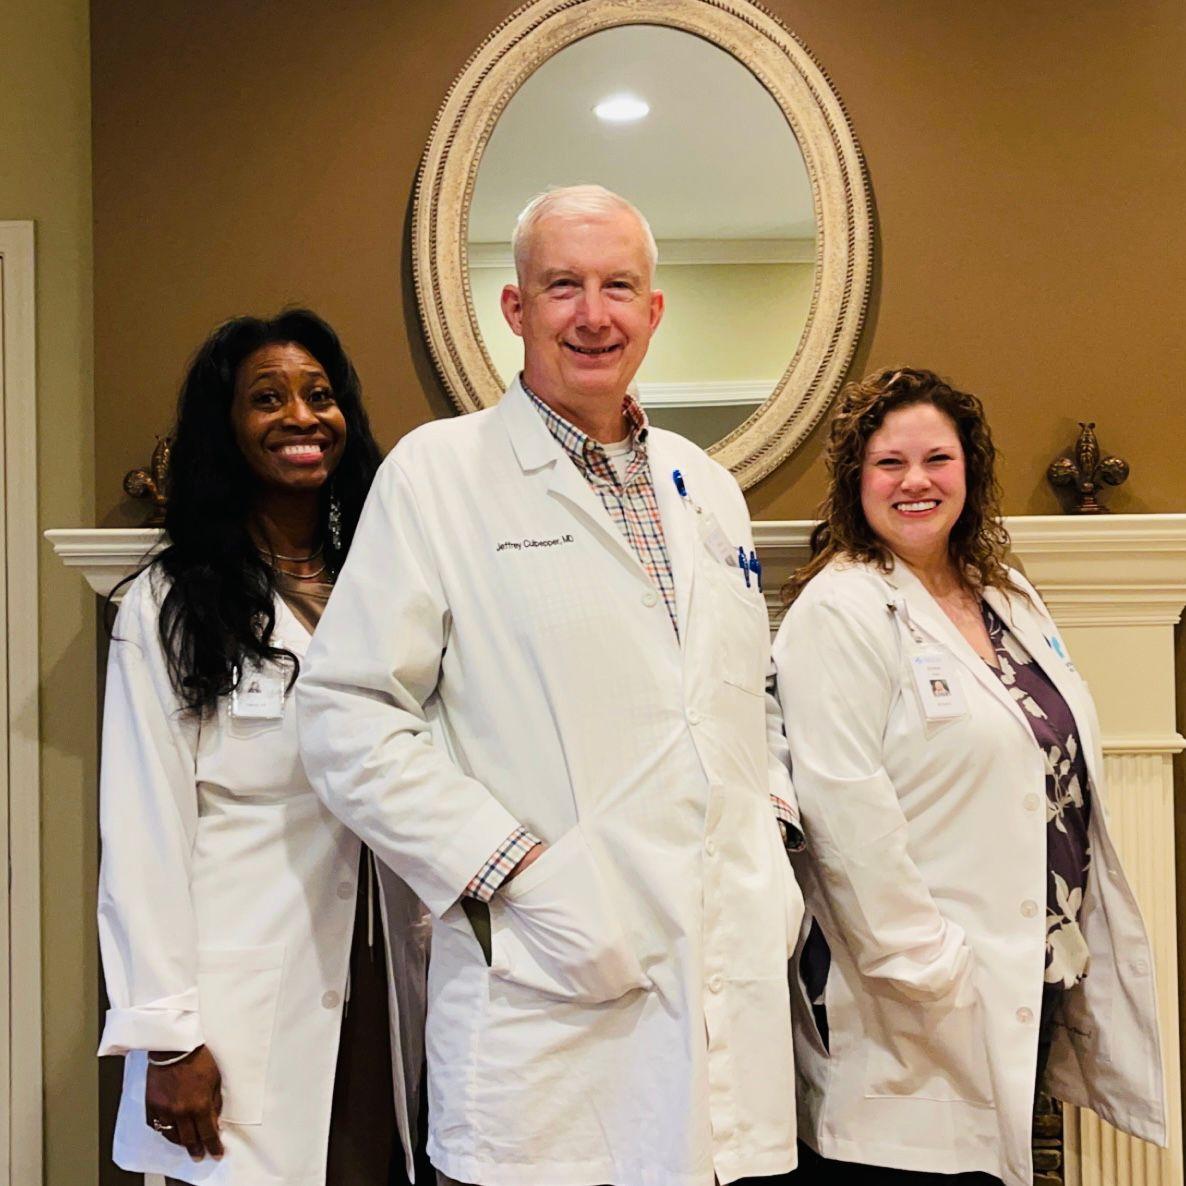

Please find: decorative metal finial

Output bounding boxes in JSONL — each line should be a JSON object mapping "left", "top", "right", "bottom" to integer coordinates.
{"left": 1047, "top": 422, "right": 1128, "bottom": 514}
{"left": 123, "top": 436, "right": 172, "bottom": 526}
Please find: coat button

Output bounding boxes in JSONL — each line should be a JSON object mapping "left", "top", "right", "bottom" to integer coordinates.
{"left": 1023, "top": 793, "right": 1040, "bottom": 812}
{"left": 1016, "top": 1007, "right": 1034, "bottom": 1024}
{"left": 687, "top": 708, "right": 702, "bottom": 726}
{"left": 708, "top": 975, "right": 724, "bottom": 994}
{"left": 1131, "top": 960, "right": 1149, "bottom": 975}
{"left": 1020, "top": 900, "right": 1038, "bottom": 918}
{"left": 642, "top": 590, "right": 658, "bottom": 608}
{"left": 336, "top": 882, "right": 354, "bottom": 900}
{"left": 705, "top": 838, "right": 717, "bottom": 857}
{"left": 322, "top": 990, "right": 341, "bottom": 1010}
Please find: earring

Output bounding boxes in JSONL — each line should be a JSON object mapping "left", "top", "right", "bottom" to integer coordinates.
{"left": 328, "top": 486, "right": 343, "bottom": 554}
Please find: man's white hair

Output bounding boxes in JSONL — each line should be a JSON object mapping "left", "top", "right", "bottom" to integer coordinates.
{"left": 511, "top": 184, "right": 659, "bottom": 282}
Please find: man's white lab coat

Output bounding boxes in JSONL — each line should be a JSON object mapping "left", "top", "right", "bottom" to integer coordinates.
{"left": 296, "top": 379, "right": 802, "bottom": 1186}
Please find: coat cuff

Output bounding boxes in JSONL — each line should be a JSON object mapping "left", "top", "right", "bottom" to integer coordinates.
{"left": 98, "top": 1003, "right": 204, "bottom": 1057}
{"left": 428, "top": 794, "right": 527, "bottom": 915}
{"left": 464, "top": 826, "right": 542, "bottom": 902}
{"left": 771, "top": 793, "right": 806, "bottom": 852}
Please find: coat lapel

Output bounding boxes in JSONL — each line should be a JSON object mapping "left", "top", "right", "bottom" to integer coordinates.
{"left": 884, "top": 561, "right": 1031, "bottom": 735}
{"left": 274, "top": 591, "right": 311, "bottom": 651}
{"left": 495, "top": 377, "right": 654, "bottom": 583}
{"left": 982, "top": 583, "right": 1104, "bottom": 793}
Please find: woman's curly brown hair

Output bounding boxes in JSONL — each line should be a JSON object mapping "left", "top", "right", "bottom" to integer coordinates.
{"left": 782, "top": 367, "right": 1014, "bottom": 604}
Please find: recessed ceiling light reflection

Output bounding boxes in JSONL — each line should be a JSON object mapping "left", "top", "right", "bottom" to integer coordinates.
{"left": 594, "top": 95, "right": 650, "bottom": 123}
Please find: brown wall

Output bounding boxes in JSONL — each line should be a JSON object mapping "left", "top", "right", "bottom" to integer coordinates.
{"left": 1, "top": 2, "right": 96, "bottom": 1184}
{"left": 91, "top": 0, "right": 1186, "bottom": 525}
{"left": 83, "top": 2, "right": 1186, "bottom": 1177}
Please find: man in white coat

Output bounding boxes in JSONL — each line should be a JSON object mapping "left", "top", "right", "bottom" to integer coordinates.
{"left": 297, "top": 185, "right": 803, "bottom": 1186}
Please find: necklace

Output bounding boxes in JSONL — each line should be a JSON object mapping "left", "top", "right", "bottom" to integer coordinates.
{"left": 276, "top": 564, "right": 328, "bottom": 582}
{"left": 257, "top": 542, "right": 324, "bottom": 563}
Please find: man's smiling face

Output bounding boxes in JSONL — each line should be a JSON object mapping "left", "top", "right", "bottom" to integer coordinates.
{"left": 500, "top": 207, "right": 664, "bottom": 415}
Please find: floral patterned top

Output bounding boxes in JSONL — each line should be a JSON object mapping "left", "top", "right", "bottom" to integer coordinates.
{"left": 982, "top": 603, "right": 1092, "bottom": 989}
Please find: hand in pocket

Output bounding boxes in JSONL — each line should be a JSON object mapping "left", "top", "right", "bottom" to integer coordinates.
{"left": 490, "top": 828, "right": 651, "bottom": 1004}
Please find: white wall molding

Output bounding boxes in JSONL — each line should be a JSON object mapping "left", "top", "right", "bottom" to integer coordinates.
{"left": 1100, "top": 736, "right": 1186, "bottom": 755}
{"left": 1066, "top": 750, "right": 1182, "bottom": 1186}
{"left": 638, "top": 380, "right": 772, "bottom": 408}
{"left": 0, "top": 219, "right": 42, "bottom": 1186}
{"left": 43, "top": 527, "right": 162, "bottom": 598}
{"left": 51, "top": 513, "right": 1186, "bottom": 619}
{"left": 752, "top": 514, "right": 1186, "bottom": 622}
{"left": 467, "top": 237, "right": 816, "bottom": 269}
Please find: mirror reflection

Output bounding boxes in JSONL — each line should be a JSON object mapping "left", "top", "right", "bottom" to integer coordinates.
{"left": 468, "top": 25, "right": 816, "bottom": 449}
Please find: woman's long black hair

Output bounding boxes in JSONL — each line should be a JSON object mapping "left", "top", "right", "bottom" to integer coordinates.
{"left": 144, "top": 309, "right": 382, "bottom": 714}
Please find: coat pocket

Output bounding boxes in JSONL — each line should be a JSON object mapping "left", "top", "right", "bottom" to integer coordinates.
{"left": 196, "top": 943, "right": 286, "bottom": 1125}
{"left": 489, "top": 826, "right": 651, "bottom": 1005}
{"left": 863, "top": 990, "right": 994, "bottom": 1107}
{"left": 709, "top": 561, "right": 771, "bottom": 697}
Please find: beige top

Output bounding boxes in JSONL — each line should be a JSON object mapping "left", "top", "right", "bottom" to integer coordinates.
{"left": 275, "top": 571, "right": 334, "bottom": 635}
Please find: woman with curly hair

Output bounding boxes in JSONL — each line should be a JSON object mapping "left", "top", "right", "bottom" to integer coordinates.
{"left": 96, "top": 310, "right": 428, "bottom": 1185}
{"left": 773, "top": 368, "right": 1164, "bottom": 1185}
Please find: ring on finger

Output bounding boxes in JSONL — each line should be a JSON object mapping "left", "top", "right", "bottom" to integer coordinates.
{"left": 150, "top": 1118, "right": 175, "bottom": 1133}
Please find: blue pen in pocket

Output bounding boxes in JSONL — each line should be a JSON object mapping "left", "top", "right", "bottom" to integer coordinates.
{"left": 749, "top": 550, "right": 763, "bottom": 592}
{"left": 738, "top": 546, "right": 752, "bottom": 587}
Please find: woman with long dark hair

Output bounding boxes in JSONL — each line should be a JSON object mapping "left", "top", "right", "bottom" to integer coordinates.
{"left": 774, "top": 368, "right": 1164, "bottom": 1185}
{"left": 96, "top": 310, "right": 428, "bottom": 1185}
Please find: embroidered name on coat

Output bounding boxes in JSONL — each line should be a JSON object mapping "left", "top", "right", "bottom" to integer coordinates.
{"left": 496, "top": 534, "right": 575, "bottom": 553}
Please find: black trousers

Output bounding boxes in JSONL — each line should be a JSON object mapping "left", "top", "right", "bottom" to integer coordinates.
{"left": 789, "top": 1142, "right": 1002, "bottom": 1184}
{"left": 326, "top": 861, "right": 433, "bottom": 1186}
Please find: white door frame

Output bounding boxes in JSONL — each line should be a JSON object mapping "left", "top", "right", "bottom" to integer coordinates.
{"left": 0, "top": 220, "right": 43, "bottom": 1186}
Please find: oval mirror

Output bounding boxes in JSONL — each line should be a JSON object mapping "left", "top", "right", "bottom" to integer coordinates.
{"left": 414, "top": 0, "right": 872, "bottom": 488}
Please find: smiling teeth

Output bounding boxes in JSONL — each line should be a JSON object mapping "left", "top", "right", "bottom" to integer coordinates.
{"left": 896, "top": 500, "right": 938, "bottom": 511}
{"left": 279, "top": 444, "right": 323, "bottom": 457}
{"left": 567, "top": 344, "right": 617, "bottom": 355}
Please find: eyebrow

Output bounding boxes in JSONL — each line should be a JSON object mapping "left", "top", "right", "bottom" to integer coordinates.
{"left": 247, "top": 366, "right": 328, "bottom": 381}
{"left": 537, "top": 268, "right": 643, "bottom": 285}
{"left": 866, "top": 443, "right": 960, "bottom": 457}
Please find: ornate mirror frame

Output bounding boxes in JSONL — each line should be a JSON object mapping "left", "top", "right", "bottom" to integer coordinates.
{"left": 413, "top": 0, "right": 873, "bottom": 489}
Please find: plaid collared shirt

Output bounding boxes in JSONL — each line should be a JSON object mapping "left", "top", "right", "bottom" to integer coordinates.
{"left": 523, "top": 381, "right": 679, "bottom": 636}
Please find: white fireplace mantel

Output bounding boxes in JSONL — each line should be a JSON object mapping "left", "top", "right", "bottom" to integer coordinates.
{"left": 47, "top": 514, "right": 1186, "bottom": 1186}
{"left": 47, "top": 514, "right": 1186, "bottom": 609}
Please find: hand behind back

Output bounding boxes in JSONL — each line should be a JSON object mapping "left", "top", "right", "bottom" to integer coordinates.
{"left": 145, "top": 1045, "right": 225, "bottom": 1161}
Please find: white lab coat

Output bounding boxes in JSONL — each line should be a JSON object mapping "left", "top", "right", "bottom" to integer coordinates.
{"left": 97, "top": 568, "right": 430, "bottom": 1185}
{"left": 296, "top": 378, "right": 803, "bottom": 1186}
{"left": 773, "top": 556, "right": 1165, "bottom": 1186}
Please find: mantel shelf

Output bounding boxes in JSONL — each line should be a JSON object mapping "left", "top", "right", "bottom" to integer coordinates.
{"left": 45, "top": 516, "right": 1186, "bottom": 614}
{"left": 751, "top": 513, "right": 1186, "bottom": 628}
{"left": 43, "top": 527, "right": 162, "bottom": 597}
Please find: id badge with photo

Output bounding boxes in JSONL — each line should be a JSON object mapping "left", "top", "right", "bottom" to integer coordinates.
{"left": 697, "top": 509, "right": 739, "bottom": 567}
{"left": 909, "top": 650, "right": 967, "bottom": 721}
{"left": 230, "top": 658, "right": 286, "bottom": 720}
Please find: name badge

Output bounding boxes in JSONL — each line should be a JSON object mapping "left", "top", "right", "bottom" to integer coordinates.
{"left": 230, "top": 658, "right": 286, "bottom": 720}
{"left": 696, "top": 509, "right": 739, "bottom": 566}
{"left": 910, "top": 650, "right": 967, "bottom": 721}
